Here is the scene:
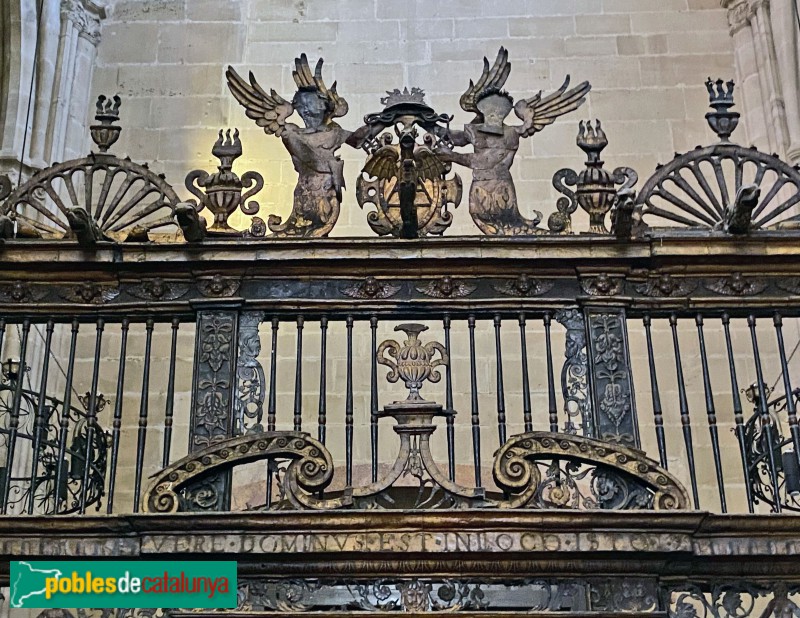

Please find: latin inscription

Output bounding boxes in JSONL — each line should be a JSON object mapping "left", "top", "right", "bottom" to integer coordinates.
{"left": 140, "top": 531, "right": 692, "bottom": 554}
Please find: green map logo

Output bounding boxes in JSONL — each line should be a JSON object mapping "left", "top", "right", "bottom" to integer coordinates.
{"left": 10, "top": 561, "right": 237, "bottom": 609}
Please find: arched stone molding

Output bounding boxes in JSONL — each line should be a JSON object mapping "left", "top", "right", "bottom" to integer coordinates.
{"left": 0, "top": 0, "right": 105, "bottom": 184}
{"left": 722, "top": 0, "right": 800, "bottom": 163}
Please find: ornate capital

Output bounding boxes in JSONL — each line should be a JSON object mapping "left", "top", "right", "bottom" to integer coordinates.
{"left": 722, "top": 0, "right": 752, "bottom": 34}
{"left": 60, "top": 0, "right": 106, "bottom": 46}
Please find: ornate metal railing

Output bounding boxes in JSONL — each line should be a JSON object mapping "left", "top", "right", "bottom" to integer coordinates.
{"left": 1, "top": 53, "right": 800, "bottom": 521}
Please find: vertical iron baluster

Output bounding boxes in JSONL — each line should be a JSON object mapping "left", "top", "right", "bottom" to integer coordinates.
{"left": 468, "top": 315, "right": 482, "bottom": 488}
{"left": 79, "top": 318, "right": 105, "bottom": 514}
{"left": 162, "top": 318, "right": 179, "bottom": 468}
{"left": 443, "top": 314, "right": 456, "bottom": 481}
{"left": 493, "top": 314, "right": 507, "bottom": 446}
{"left": 1, "top": 319, "right": 30, "bottom": 514}
{"left": 643, "top": 315, "right": 668, "bottom": 469}
{"left": 669, "top": 314, "right": 701, "bottom": 509}
{"left": 132, "top": 318, "right": 154, "bottom": 513}
{"left": 543, "top": 313, "right": 558, "bottom": 433}
{"left": 318, "top": 316, "right": 328, "bottom": 445}
{"left": 106, "top": 319, "right": 129, "bottom": 514}
{"left": 0, "top": 319, "right": 5, "bottom": 360}
{"left": 747, "top": 315, "right": 782, "bottom": 513}
{"left": 266, "top": 318, "right": 278, "bottom": 508}
{"left": 345, "top": 315, "right": 354, "bottom": 486}
{"left": 293, "top": 316, "right": 304, "bottom": 431}
{"left": 370, "top": 315, "right": 379, "bottom": 482}
{"left": 695, "top": 314, "right": 727, "bottom": 512}
{"left": 721, "top": 314, "right": 754, "bottom": 513}
{"left": 54, "top": 319, "right": 80, "bottom": 514}
{"left": 268, "top": 318, "right": 279, "bottom": 432}
{"left": 518, "top": 313, "right": 533, "bottom": 433}
{"left": 773, "top": 312, "right": 800, "bottom": 497}
{"left": 28, "top": 320, "right": 55, "bottom": 514}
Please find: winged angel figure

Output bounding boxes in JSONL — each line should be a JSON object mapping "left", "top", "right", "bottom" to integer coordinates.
{"left": 436, "top": 48, "right": 591, "bottom": 235}
{"left": 227, "top": 55, "right": 377, "bottom": 237}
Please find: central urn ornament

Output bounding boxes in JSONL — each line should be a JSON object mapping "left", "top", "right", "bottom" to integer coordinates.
{"left": 377, "top": 323, "right": 448, "bottom": 402}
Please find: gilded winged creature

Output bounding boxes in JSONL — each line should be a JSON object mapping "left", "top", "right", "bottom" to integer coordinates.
{"left": 227, "top": 54, "right": 378, "bottom": 237}
{"left": 436, "top": 47, "right": 591, "bottom": 235}
{"left": 363, "top": 129, "right": 446, "bottom": 238}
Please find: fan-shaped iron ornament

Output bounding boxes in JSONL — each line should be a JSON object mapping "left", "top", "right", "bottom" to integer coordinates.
{"left": 634, "top": 78, "right": 800, "bottom": 232}
{"left": 0, "top": 95, "right": 183, "bottom": 243}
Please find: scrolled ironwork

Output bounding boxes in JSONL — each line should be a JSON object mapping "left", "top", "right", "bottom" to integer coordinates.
{"left": 143, "top": 431, "right": 334, "bottom": 513}
{"left": 492, "top": 432, "right": 689, "bottom": 510}
{"left": 183, "top": 128, "right": 264, "bottom": 236}
{"left": 0, "top": 382, "right": 108, "bottom": 514}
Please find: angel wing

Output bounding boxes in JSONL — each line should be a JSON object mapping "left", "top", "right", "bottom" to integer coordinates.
{"left": 363, "top": 146, "right": 399, "bottom": 181}
{"left": 226, "top": 66, "right": 294, "bottom": 136}
{"left": 460, "top": 47, "right": 511, "bottom": 118}
{"left": 292, "top": 53, "right": 349, "bottom": 119}
{"left": 414, "top": 148, "right": 446, "bottom": 182}
{"left": 513, "top": 76, "right": 591, "bottom": 138}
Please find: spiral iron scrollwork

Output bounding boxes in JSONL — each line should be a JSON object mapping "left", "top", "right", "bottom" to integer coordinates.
{"left": 493, "top": 432, "right": 688, "bottom": 510}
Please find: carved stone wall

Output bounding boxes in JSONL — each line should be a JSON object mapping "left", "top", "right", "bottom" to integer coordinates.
{"left": 0, "top": 0, "right": 105, "bottom": 183}
{"left": 721, "top": 0, "right": 800, "bottom": 163}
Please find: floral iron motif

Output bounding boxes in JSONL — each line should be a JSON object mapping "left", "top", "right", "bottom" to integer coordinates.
{"left": 184, "top": 129, "right": 264, "bottom": 235}
{"left": 377, "top": 323, "right": 448, "bottom": 402}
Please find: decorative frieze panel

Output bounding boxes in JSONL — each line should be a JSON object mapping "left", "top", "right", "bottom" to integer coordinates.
{"left": 183, "top": 309, "right": 240, "bottom": 512}
{"left": 585, "top": 309, "right": 639, "bottom": 448}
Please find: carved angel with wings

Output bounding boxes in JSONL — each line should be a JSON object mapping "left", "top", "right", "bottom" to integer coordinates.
{"left": 227, "top": 54, "right": 378, "bottom": 237}
{"left": 436, "top": 47, "right": 591, "bottom": 235}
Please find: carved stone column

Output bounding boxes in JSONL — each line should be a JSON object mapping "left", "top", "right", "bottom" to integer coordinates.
{"left": 584, "top": 309, "right": 640, "bottom": 449}
{"left": 0, "top": 0, "right": 105, "bottom": 180}
{"left": 721, "top": 0, "right": 800, "bottom": 162}
{"left": 184, "top": 306, "right": 241, "bottom": 511}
